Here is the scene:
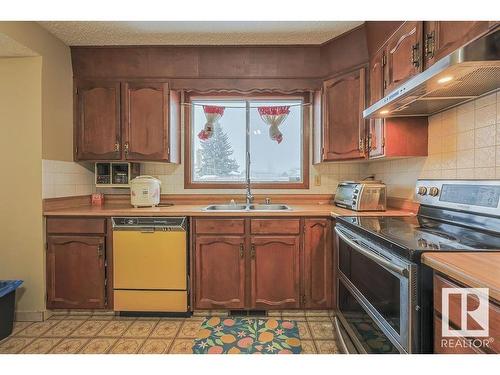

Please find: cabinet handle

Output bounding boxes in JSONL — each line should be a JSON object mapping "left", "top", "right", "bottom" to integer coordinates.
{"left": 97, "top": 243, "right": 104, "bottom": 257}
{"left": 114, "top": 142, "right": 120, "bottom": 152}
{"left": 239, "top": 243, "right": 244, "bottom": 258}
{"left": 411, "top": 43, "right": 420, "bottom": 68}
{"left": 251, "top": 244, "right": 255, "bottom": 259}
{"left": 424, "top": 31, "right": 435, "bottom": 58}
{"left": 124, "top": 142, "right": 129, "bottom": 154}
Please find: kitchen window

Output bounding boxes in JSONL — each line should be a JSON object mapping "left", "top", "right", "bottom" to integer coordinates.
{"left": 184, "top": 93, "right": 309, "bottom": 189}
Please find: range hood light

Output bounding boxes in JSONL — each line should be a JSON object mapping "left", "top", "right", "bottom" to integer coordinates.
{"left": 437, "top": 76, "right": 454, "bottom": 84}
{"left": 380, "top": 110, "right": 390, "bottom": 115}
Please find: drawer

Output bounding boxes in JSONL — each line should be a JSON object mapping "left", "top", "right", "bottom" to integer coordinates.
{"left": 434, "top": 316, "right": 484, "bottom": 354}
{"left": 114, "top": 290, "right": 187, "bottom": 312}
{"left": 195, "top": 218, "right": 245, "bottom": 234}
{"left": 434, "top": 274, "right": 500, "bottom": 353}
{"left": 250, "top": 219, "right": 300, "bottom": 234}
{"left": 46, "top": 217, "right": 106, "bottom": 234}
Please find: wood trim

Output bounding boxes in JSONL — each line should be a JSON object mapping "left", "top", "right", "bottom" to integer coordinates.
{"left": 105, "top": 218, "right": 114, "bottom": 310}
{"left": 43, "top": 195, "right": 92, "bottom": 211}
{"left": 183, "top": 91, "right": 310, "bottom": 190}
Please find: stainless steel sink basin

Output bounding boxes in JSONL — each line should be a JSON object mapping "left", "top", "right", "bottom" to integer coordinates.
{"left": 204, "top": 204, "right": 248, "bottom": 211}
{"left": 248, "top": 204, "right": 291, "bottom": 211}
{"left": 203, "top": 203, "right": 291, "bottom": 212}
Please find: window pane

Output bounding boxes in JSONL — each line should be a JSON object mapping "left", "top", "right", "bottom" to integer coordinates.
{"left": 191, "top": 100, "right": 246, "bottom": 183}
{"left": 249, "top": 100, "right": 303, "bottom": 183}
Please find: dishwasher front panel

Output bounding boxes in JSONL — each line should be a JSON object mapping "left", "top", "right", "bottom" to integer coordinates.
{"left": 114, "top": 290, "right": 187, "bottom": 312}
{"left": 113, "top": 230, "right": 187, "bottom": 290}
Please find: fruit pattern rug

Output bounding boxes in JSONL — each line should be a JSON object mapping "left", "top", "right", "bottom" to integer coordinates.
{"left": 192, "top": 317, "right": 301, "bottom": 354}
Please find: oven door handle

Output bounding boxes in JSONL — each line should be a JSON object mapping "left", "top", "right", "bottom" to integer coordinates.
{"left": 335, "top": 226, "right": 409, "bottom": 277}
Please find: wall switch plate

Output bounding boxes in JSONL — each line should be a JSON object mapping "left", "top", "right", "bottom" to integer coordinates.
{"left": 314, "top": 175, "right": 321, "bottom": 186}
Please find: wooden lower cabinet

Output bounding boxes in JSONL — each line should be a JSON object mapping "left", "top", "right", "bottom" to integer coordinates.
{"left": 250, "top": 236, "right": 301, "bottom": 309}
{"left": 192, "top": 217, "right": 334, "bottom": 310}
{"left": 303, "top": 219, "right": 333, "bottom": 309}
{"left": 46, "top": 235, "right": 106, "bottom": 309}
{"left": 433, "top": 273, "right": 500, "bottom": 354}
{"left": 194, "top": 236, "right": 246, "bottom": 309}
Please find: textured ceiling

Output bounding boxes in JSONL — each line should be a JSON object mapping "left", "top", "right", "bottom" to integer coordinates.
{"left": 38, "top": 21, "right": 363, "bottom": 46}
{"left": 0, "top": 33, "right": 38, "bottom": 57}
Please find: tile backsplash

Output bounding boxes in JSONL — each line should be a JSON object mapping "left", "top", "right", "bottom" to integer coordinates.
{"left": 141, "top": 161, "right": 366, "bottom": 195}
{"left": 42, "top": 159, "right": 95, "bottom": 198}
{"left": 366, "top": 92, "right": 500, "bottom": 200}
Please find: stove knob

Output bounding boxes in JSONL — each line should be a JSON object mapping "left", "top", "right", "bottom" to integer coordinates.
{"left": 417, "top": 186, "right": 428, "bottom": 196}
{"left": 429, "top": 187, "right": 440, "bottom": 197}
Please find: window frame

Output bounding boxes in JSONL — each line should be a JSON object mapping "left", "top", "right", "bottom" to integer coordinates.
{"left": 184, "top": 91, "right": 310, "bottom": 189}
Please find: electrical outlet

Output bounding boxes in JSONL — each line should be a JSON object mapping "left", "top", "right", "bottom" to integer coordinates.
{"left": 314, "top": 175, "right": 321, "bottom": 186}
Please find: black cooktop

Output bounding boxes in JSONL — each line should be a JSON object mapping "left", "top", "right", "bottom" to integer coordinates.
{"left": 337, "top": 214, "right": 500, "bottom": 260}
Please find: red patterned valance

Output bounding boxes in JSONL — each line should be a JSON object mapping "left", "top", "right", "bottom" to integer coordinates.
{"left": 198, "top": 105, "right": 225, "bottom": 140}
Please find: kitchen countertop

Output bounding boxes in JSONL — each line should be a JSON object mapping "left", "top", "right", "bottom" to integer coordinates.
{"left": 422, "top": 252, "right": 500, "bottom": 303}
{"left": 43, "top": 203, "right": 416, "bottom": 218}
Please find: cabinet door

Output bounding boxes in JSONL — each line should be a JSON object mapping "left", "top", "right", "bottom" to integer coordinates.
{"left": 323, "top": 67, "right": 367, "bottom": 161}
{"left": 303, "top": 219, "right": 333, "bottom": 309}
{"left": 75, "top": 80, "right": 121, "bottom": 160}
{"left": 369, "top": 48, "right": 386, "bottom": 105}
{"left": 386, "top": 22, "right": 423, "bottom": 94}
{"left": 122, "top": 81, "right": 169, "bottom": 161}
{"left": 194, "top": 236, "right": 246, "bottom": 309}
{"left": 250, "top": 236, "right": 301, "bottom": 309}
{"left": 423, "top": 21, "right": 492, "bottom": 68}
{"left": 46, "top": 235, "right": 106, "bottom": 309}
{"left": 368, "top": 118, "right": 385, "bottom": 158}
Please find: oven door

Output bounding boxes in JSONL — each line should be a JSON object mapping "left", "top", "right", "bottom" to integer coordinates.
{"left": 335, "top": 224, "right": 417, "bottom": 353}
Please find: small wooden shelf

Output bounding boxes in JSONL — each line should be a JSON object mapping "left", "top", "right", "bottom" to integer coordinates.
{"left": 95, "top": 162, "right": 140, "bottom": 188}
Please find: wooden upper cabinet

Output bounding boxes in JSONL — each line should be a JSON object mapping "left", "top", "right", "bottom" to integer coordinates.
{"left": 369, "top": 48, "right": 386, "bottom": 106}
{"left": 122, "top": 82, "right": 169, "bottom": 161}
{"left": 385, "top": 21, "right": 423, "bottom": 94}
{"left": 368, "top": 117, "right": 428, "bottom": 159}
{"left": 46, "top": 235, "right": 106, "bottom": 309}
{"left": 250, "top": 236, "right": 301, "bottom": 309}
{"left": 423, "top": 21, "right": 494, "bottom": 69}
{"left": 303, "top": 219, "right": 333, "bottom": 309}
{"left": 194, "top": 236, "right": 246, "bottom": 309}
{"left": 75, "top": 80, "right": 121, "bottom": 160}
{"left": 75, "top": 80, "right": 180, "bottom": 163}
{"left": 323, "top": 66, "right": 367, "bottom": 161}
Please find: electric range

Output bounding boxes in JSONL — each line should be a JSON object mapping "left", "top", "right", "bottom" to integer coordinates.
{"left": 333, "top": 179, "right": 500, "bottom": 354}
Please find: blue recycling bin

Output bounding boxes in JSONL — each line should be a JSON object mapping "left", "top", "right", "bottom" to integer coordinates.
{"left": 0, "top": 280, "right": 23, "bottom": 340}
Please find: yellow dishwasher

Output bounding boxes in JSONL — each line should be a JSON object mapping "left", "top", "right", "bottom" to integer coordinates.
{"left": 112, "top": 217, "right": 188, "bottom": 313}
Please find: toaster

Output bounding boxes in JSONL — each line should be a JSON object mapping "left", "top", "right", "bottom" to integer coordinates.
{"left": 334, "top": 181, "right": 386, "bottom": 211}
{"left": 130, "top": 176, "right": 161, "bottom": 208}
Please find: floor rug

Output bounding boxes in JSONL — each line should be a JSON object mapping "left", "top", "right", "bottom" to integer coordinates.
{"left": 192, "top": 317, "right": 301, "bottom": 354}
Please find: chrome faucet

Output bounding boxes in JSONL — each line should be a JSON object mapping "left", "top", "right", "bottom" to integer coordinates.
{"left": 245, "top": 151, "right": 253, "bottom": 204}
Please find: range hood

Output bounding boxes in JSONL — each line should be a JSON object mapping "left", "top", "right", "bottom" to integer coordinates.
{"left": 363, "top": 29, "right": 500, "bottom": 119}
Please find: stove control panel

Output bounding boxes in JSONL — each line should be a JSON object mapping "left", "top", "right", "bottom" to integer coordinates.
{"left": 415, "top": 179, "right": 500, "bottom": 215}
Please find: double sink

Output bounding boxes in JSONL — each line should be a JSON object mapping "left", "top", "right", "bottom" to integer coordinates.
{"left": 203, "top": 203, "right": 291, "bottom": 212}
